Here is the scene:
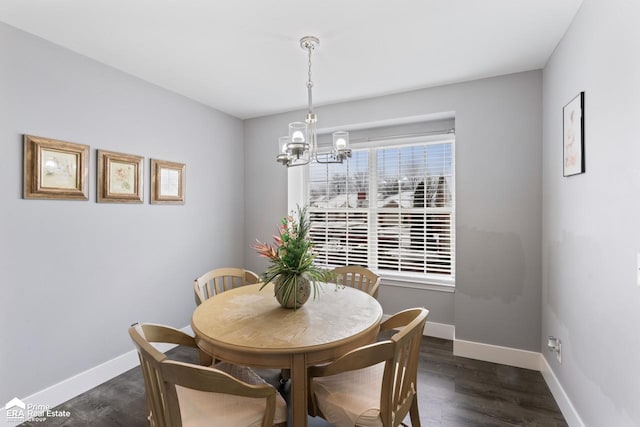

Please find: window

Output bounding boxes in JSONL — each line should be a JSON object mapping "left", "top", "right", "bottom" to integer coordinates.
{"left": 306, "top": 134, "right": 455, "bottom": 286}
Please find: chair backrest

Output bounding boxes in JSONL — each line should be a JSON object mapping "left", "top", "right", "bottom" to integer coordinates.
{"left": 194, "top": 268, "right": 261, "bottom": 305}
{"left": 161, "top": 361, "right": 277, "bottom": 427}
{"left": 309, "top": 308, "right": 428, "bottom": 427}
{"left": 331, "top": 265, "right": 381, "bottom": 298}
{"left": 129, "top": 323, "right": 197, "bottom": 427}
{"left": 129, "top": 323, "right": 278, "bottom": 427}
{"left": 379, "top": 308, "right": 428, "bottom": 426}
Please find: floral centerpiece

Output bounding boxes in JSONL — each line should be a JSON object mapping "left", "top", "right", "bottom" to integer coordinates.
{"left": 253, "top": 205, "right": 332, "bottom": 309}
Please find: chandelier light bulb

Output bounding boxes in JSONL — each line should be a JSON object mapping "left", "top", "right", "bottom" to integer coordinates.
{"left": 288, "top": 122, "right": 307, "bottom": 145}
{"left": 292, "top": 131, "right": 305, "bottom": 143}
{"left": 332, "top": 131, "right": 350, "bottom": 160}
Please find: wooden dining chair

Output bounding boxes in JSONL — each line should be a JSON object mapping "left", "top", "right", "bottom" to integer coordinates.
{"left": 331, "top": 265, "right": 381, "bottom": 298}
{"left": 308, "top": 308, "right": 429, "bottom": 427}
{"left": 193, "top": 267, "right": 260, "bottom": 305}
{"left": 128, "top": 323, "right": 287, "bottom": 427}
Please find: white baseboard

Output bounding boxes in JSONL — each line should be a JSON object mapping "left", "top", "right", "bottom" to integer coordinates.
{"left": 0, "top": 325, "right": 192, "bottom": 427}
{"left": 424, "top": 321, "right": 455, "bottom": 340}
{"left": 453, "top": 339, "right": 541, "bottom": 371}
{"left": 381, "top": 314, "right": 455, "bottom": 340}
{"left": 539, "top": 354, "right": 585, "bottom": 427}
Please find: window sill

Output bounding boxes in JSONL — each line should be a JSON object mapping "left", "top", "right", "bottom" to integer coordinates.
{"left": 378, "top": 272, "right": 455, "bottom": 293}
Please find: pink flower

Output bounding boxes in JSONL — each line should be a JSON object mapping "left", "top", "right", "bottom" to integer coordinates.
{"left": 252, "top": 240, "right": 278, "bottom": 261}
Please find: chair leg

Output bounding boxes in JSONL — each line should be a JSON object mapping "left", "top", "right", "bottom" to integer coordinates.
{"left": 409, "top": 394, "right": 421, "bottom": 426}
{"left": 198, "top": 349, "right": 213, "bottom": 366}
{"left": 279, "top": 368, "right": 290, "bottom": 389}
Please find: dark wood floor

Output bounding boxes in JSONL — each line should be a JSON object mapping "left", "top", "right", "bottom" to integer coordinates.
{"left": 21, "top": 336, "right": 567, "bottom": 426}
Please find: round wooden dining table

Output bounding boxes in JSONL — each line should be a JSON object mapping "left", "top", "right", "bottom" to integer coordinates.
{"left": 191, "top": 282, "right": 383, "bottom": 427}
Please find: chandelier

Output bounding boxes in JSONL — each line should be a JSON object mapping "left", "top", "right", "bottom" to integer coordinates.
{"left": 277, "top": 36, "right": 352, "bottom": 167}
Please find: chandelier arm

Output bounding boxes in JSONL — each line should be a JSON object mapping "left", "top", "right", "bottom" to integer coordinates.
{"left": 314, "top": 150, "right": 352, "bottom": 164}
{"left": 314, "top": 155, "right": 342, "bottom": 164}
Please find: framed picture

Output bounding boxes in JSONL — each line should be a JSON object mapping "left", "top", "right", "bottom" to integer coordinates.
{"left": 150, "top": 159, "right": 185, "bottom": 205}
{"left": 23, "top": 135, "right": 89, "bottom": 200}
{"left": 97, "top": 150, "right": 144, "bottom": 203}
{"left": 563, "top": 92, "right": 585, "bottom": 177}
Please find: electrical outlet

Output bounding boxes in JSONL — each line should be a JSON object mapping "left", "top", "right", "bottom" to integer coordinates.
{"left": 556, "top": 339, "right": 562, "bottom": 364}
{"left": 547, "top": 336, "right": 562, "bottom": 363}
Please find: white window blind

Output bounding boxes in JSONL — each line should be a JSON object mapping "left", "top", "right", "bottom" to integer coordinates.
{"left": 307, "top": 136, "right": 455, "bottom": 284}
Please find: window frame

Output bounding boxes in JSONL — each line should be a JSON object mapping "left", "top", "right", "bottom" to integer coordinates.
{"left": 291, "top": 133, "right": 456, "bottom": 289}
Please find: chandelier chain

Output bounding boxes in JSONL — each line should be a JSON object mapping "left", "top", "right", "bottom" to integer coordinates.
{"left": 306, "top": 44, "right": 314, "bottom": 113}
{"left": 307, "top": 45, "right": 313, "bottom": 87}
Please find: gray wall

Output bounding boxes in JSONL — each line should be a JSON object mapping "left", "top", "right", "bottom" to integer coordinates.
{"left": 542, "top": 1, "right": 640, "bottom": 425}
{"left": 244, "top": 70, "right": 542, "bottom": 350}
{"left": 0, "top": 23, "right": 245, "bottom": 403}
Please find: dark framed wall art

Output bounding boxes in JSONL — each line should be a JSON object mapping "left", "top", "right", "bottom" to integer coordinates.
{"left": 563, "top": 91, "right": 585, "bottom": 177}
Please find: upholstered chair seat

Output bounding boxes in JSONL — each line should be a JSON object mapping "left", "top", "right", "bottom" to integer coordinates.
{"left": 129, "top": 323, "right": 287, "bottom": 427}
{"left": 312, "top": 362, "right": 388, "bottom": 426}
{"left": 174, "top": 361, "right": 287, "bottom": 427}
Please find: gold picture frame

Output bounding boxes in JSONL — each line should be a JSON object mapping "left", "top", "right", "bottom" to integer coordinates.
{"left": 23, "top": 135, "right": 89, "bottom": 200}
{"left": 97, "top": 150, "right": 144, "bottom": 203}
{"left": 150, "top": 159, "right": 185, "bottom": 205}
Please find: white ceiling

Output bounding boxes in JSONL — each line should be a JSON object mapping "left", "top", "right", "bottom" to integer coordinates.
{"left": 0, "top": 0, "right": 582, "bottom": 119}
